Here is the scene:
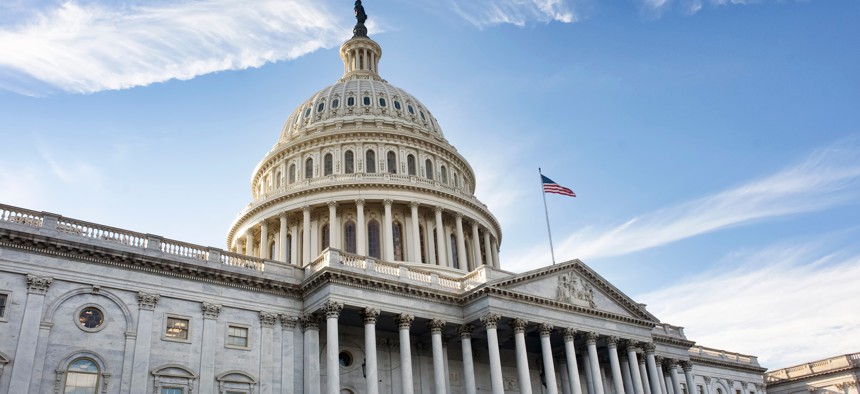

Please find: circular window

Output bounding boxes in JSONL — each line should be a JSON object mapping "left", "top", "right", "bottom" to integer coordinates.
{"left": 338, "top": 351, "right": 353, "bottom": 367}
{"left": 76, "top": 305, "right": 106, "bottom": 332}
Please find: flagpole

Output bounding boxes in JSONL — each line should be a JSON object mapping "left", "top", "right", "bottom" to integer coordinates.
{"left": 539, "top": 167, "right": 557, "bottom": 265}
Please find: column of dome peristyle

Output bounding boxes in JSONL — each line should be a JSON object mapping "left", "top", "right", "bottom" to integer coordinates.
{"left": 340, "top": 36, "right": 382, "bottom": 80}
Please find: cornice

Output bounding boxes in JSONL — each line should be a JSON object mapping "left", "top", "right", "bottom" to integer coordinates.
{"left": 765, "top": 367, "right": 858, "bottom": 386}
{"left": 0, "top": 228, "right": 302, "bottom": 299}
{"left": 691, "top": 355, "right": 768, "bottom": 374}
{"left": 653, "top": 334, "right": 696, "bottom": 348}
{"left": 300, "top": 268, "right": 462, "bottom": 305}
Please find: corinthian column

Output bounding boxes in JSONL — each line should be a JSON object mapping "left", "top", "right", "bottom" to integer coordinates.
{"left": 260, "top": 311, "right": 277, "bottom": 394}
{"left": 279, "top": 212, "right": 289, "bottom": 263}
{"left": 280, "top": 315, "right": 297, "bottom": 394}
{"left": 483, "top": 231, "right": 492, "bottom": 267}
{"left": 328, "top": 201, "right": 339, "bottom": 249}
{"left": 563, "top": 328, "right": 583, "bottom": 394}
{"left": 481, "top": 313, "right": 504, "bottom": 394}
{"left": 540, "top": 323, "right": 559, "bottom": 394}
{"left": 356, "top": 199, "right": 366, "bottom": 256}
{"left": 455, "top": 213, "right": 467, "bottom": 270}
{"left": 397, "top": 314, "right": 415, "bottom": 394}
{"left": 434, "top": 206, "right": 447, "bottom": 267}
{"left": 410, "top": 202, "right": 421, "bottom": 262}
{"left": 639, "top": 353, "right": 652, "bottom": 394}
{"left": 363, "top": 308, "right": 381, "bottom": 394}
{"left": 471, "top": 222, "right": 481, "bottom": 269}
{"left": 8, "top": 275, "right": 52, "bottom": 394}
{"left": 429, "top": 319, "right": 448, "bottom": 394}
{"left": 199, "top": 302, "right": 222, "bottom": 394}
{"left": 681, "top": 361, "right": 696, "bottom": 394}
{"left": 301, "top": 313, "right": 322, "bottom": 394}
{"left": 383, "top": 199, "right": 394, "bottom": 260}
{"left": 323, "top": 301, "right": 343, "bottom": 394}
{"left": 511, "top": 318, "right": 533, "bottom": 394}
{"left": 644, "top": 343, "right": 663, "bottom": 394}
{"left": 627, "top": 340, "right": 645, "bottom": 394}
{"left": 130, "top": 292, "right": 159, "bottom": 394}
{"left": 302, "top": 205, "right": 312, "bottom": 264}
{"left": 606, "top": 336, "right": 626, "bottom": 394}
{"left": 668, "top": 359, "right": 683, "bottom": 394}
{"left": 459, "top": 325, "right": 478, "bottom": 394}
{"left": 260, "top": 220, "right": 269, "bottom": 259}
{"left": 586, "top": 332, "right": 605, "bottom": 394}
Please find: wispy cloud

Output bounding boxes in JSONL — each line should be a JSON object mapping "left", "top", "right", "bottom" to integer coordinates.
{"left": 642, "top": 0, "right": 779, "bottom": 17}
{"left": 0, "top": 1, "right": 351, "bottom": 94}
{"left": 451, "top": 0, "right": 577, "bottom": 28}
{"left": 505, "top": 140, "right": 860, "bottom": 269}
{"left": 638, "top": 238, "right": 860, "bottom": 367}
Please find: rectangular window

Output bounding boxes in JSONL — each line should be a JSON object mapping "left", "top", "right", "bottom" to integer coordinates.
{"left": 0, "top": 293, "right": 8, "bottom": 319}
{"left": 164, "top": 315, "right": 190, "bottom": 341}
{"left": 162, "top": 388, "right": 184, "bottom": 394}
{"left": 226, "top": 324, "right": 249, "bottom": 349}
{"left": 698, "top": 386, "right": 704, "bottom": 394}
{"left": 682, "top": 384, "right": 687, "bottom": 394}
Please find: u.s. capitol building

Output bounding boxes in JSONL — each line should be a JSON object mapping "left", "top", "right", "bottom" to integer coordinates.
{"left": 0, "top": 4, "right": 766, "bottom": 394}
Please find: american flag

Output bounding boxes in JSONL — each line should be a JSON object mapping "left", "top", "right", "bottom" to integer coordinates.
{"left": 541, "top": 175, "right": 576, "bottom": 197}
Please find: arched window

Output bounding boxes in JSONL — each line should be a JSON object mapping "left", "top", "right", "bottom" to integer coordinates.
{"left": 450, "top": 234, "right": 459, "bottom": 269}
{"left": 363, "top": 96, "right": 371, "bottom": 106}
{"left": 344, "top": 221, "right": 357, "bottom": 254}
{"left": 64, "top": 358, "right": 100, "bottom": 393}
{"left": 317, "top": 102, "right": 325, "bottom": 112}
{"left": 432, "top": 232, "right": 439, "bottom": 265}
{"left": 387, "top": 151, "right": 397, "bottom": 174}
{"left": 379, "top": 97, "right": 387, "bottom": 107}
{"left": 419, "top": 226, "right": 427, "bottom": 263}
{"left": 366, "top": 150, "right": 376, "bottom": 173}
{"left": 289, "top": 164, "right": 296, "bottom": 184}
{"left": 454, "top": 171, "right": 459, "bottom": 187}
{"left": 286, "top": 234, "right": 292, "bottom": 264}
{"left": 347, "top": 97, "right": 355, "bottom": 107}
{"left": 425, "top": 159, "right": 434, "bottom": 180}
{"left": 368, "top": 220, "right": 381, "bottom": 259}
{"left": 394, "top": 100, "right": 402, "bottom": 110}
{"left": 407, "top": 155, "right": 416, "bottom": 176}
{"left": 344, "top": 151, "right": 355, "bottom": 174}
{"left": 275, "top": 171, "right": 282, "bottom": 188}
{"left": 332, "top": 98, "right": 339, "bottom": 109}
{"left": 440, "top": 165, "right": 448, "bottom": 184}
{"left": 305, "top": 158, "right": 313, "bottom": 179}
{"left": 324, "top": 153, "right": 333, "bottom": 176}
{"left": 321, "top": 224, "right": 330, "bottom": 251}
{"left": 393, "top": 222, "right": 404, "bottom": 261}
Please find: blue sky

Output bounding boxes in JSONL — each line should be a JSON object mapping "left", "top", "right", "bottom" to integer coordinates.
{"left": 1, "top": 0, "right": 858, "bottom": 368}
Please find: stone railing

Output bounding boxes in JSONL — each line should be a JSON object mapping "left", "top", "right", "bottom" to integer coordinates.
{"left": 305, "top": 248, "right": 489, "bottom": 292}
{"left": 690, "top": 345, "right": 759, "bottom": 366}
{"left": 0, "top": 203, "right": 275, "bottom": 273}
{"left": 766, "top": 352, "right": 860, "bottom": 382}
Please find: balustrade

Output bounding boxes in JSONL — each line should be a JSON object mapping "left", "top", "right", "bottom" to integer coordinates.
{"left": 0, "top": 204, "right": 43, "bottom": 227}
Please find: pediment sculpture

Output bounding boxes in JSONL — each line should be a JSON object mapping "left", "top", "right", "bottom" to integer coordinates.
{"left": 556, "top": 271, "right": 596, "bottom": 308}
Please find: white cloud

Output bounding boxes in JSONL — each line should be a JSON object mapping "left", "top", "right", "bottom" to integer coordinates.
{"left": 502, "top": 140, "right": 860, "bottom": 270}
{"left": 0, "top": 1, "right": 351, "bottom": 94}
{"left": 451, "top": 0, "right": 577, "bottom": 28}
{"left": 638, "top": 240, "right": 860, "bottom": 368}
{"left": 643, "top": 0, "right": 769, "bottom": 16}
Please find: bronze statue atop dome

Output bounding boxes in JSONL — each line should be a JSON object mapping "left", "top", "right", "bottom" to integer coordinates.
{"left": 353, "top": 0, "right": 368, "bottom": 37}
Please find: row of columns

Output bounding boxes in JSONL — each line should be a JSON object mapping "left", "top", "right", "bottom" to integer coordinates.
{"left": 239, "top": 199, "right": 501, "bottom": 269}
{"left": 299, "top": 306, "right": 698, "bottom": 394}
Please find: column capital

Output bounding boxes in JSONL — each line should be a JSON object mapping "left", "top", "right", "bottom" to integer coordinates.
{"left": 654, "top": 355, "right": 664, "bottom": 365}
{"left": 26, "top": 274, "right": 53, "bottom": 294}
{"left": 302, "top": 205, "right": 312, "bottom": 213}
{"left": 361, "top": 307, "right": 380, "bottom": 324}
{"left": 457, "top": 324, "right": 473, "bottom": 338}
{"left": 585, "top": 331, "right": 599, "bottom": 344}
{"left": 279, "top": 211, "right": 289, "bottom": 219}
{"left": 666, "top": 358, "right": 679, "bottom": 368}
{"left": 300, "top": 313, "right": 321, "bottom": 332}
{"left": 410, "top": 201, "right": 420, "bottom": 209}
{"left": 510, "top": 318, "right": 528, "bottom": 333}
{"left": 479, "top": 313, "right": 501, "bottom": 329}
{"left": 383, "top": 198, "right": 393, "bottom": 206}
{"left": 434, "top": 205, "right": 444, "bottom": 213}
{"left": 396, "top": 313, "right": 414, "bottom": 329}
{"left": 643, "top": 342, "right": 657, "bottom": 354}
{"left": 626, "top": 339, "right": 640, "bottom": 351}
{"left": 455, "top": 212, "right": 463, "bottom": 219}
{"left": 703, "top": 377, "right": 711, "bottom": 385}
{"left": 355, "top": 198, "right": 365, "bottom": 207}
{"left": 427, "top": 318, "right": 447, "bottom": 334}
{"left": 260, "top": 311, "right": 278, "bottom": 328}
{"left": 201, "top": 302, "right": 221, "bottom": 320}
{"left": 322, "top": 300, "right": 344, "bottom": 319}
{"left": 138, "top": 292, "right": 160, "bottom": 310}
{"left": 563, "top": 327, "right": 577, "bottom": 341}
{"left": 680, "top": 360, "right": 693, "bottom": 371}
{"left": 606, "top": 335, "right": 620, "bottom": 348}
{"left": 538, "top": 323, "right": 554, "bottom": 337}
{"left": 327, "top": 201, "right": 338, "bottom": 208}
{"left": 279, "top": 314, "right": 297, "bottom": 329}
{"left": 259, "top": 219, "right": 268, "bottom": 228}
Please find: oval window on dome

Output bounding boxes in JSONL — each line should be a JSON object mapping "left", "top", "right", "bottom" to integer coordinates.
{"left": 407, "top": 105, "right": 414, "bottom": 115}
{"left": 304, "top": 108, "right": 311, "bottom": 118}
{"left": 420, "top": 111, "right": 426, "bottom": 121}
{"left": 363, "top": 96, "right": 371, "bottom": 106}
{"left": 332, "top": 99, "right": 339, "bottom": 109}
{"left": 347, "top": 97, "right": 355, "bottom": 106}
{"left": 394, "top": 101, "right": 401, "bottom": 110}
{"left": 379, "top": 97, "right": 386, "bottom": 107}
{"left": 317, "top": 102, "right": 325, "bottom": 112}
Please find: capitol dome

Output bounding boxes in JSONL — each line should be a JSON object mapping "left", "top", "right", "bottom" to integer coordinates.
{"left": 227, "top": 18, "right": 502, "bottom": 274}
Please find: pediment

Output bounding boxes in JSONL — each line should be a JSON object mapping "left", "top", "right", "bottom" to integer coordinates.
{"left": 492, "top": 260, "right": 657, "bottom": 322}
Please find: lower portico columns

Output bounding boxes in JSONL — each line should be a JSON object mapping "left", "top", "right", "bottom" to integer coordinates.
{"left": 606, "top": 336, "right": 626, "bottom": 394}
{"left": 302, "top": 206, "right": 312, "bottom": 264}
{"left": 434, "top": 207, "right": 447, "bottom": 267}
{"left": 656, "top": 357, "right": 670, "bottom": 394}
{"left": 644, "top": 343, "right": 663, "bottom": 394}
{"left": 383, "top": 199, "right": 394, "bottom": 260}
{"left": 397, "top": 314, "right": 416, "bottom": 394}
{"left": 362, "top": 308, "right": 381, "bottom": 394}
{"left": 681, "top": 361, "right": 696, "bottom": 394}
{"left": 586, "top": 332, "right": 606, "bottom": 394}
{"left": 626, "top": 341, "right": 645, "bottom": 394}
{"left": 301, "top": 313, "right": 322, "bottom": 394}
{"left": 481, "top": 313, "right": 504, "bottom": 394}
{"left": 429, "top": 319, "right": 448, "bottom": 394}
{"left": 323, "top": 301, "right": 343, "bottom": 394}
{"left": 563, "top": 329, "right": 583, "bottom": 394}
{"left": 458, "top": 325, "right": 478, "bottom": 394}
{"left": 356, "top": 199, "right": 366, "bottom": 256}
{"left": 639, "top": 353, "right": 652, "bottom": 394}
{"left": 668, "top": 360, "right": 684, "bottom": 394}
{"left": 583, "top": 351, "right": 596, "bottom": 394}
{"left": 511, "top": 318, "right": 533, "bottom": 394}
{"left": 410, "top": 202, "right": 421, "bottom": 263}
{"left": 621, "top": 356, "right": 635, "bottom": 394}
{"left": 540, "top": 323, "right": 559, "bottom": 394}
